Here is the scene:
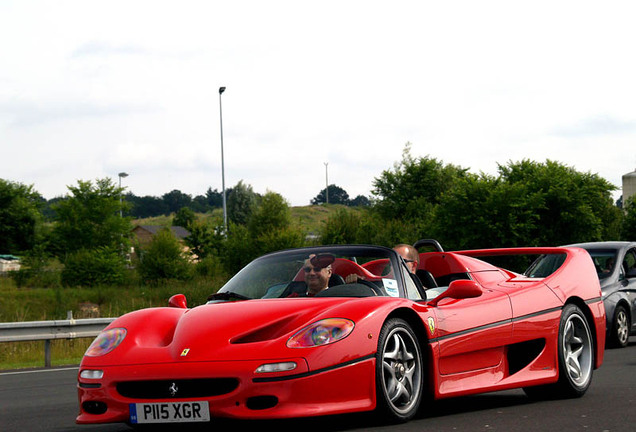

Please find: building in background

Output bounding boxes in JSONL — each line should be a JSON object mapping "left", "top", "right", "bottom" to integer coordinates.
{"left": 0, "top": 255, "right": 20, "bottom": 273}
{"left": 623, "top": 168, "right": 636, "bottom": 206}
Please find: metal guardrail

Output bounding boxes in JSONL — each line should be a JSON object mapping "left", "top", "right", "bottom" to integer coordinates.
{"left": 0, "top": 312, "right": 115, "bottom": 368}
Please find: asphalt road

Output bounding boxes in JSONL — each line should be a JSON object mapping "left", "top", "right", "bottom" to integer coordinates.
{"left": 1, "top": 338, "right": 634, "bottom": 432}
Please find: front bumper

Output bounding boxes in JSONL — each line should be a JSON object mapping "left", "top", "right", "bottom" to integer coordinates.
{"left": 76, "top": 355, "right": 376, "bottom": 423}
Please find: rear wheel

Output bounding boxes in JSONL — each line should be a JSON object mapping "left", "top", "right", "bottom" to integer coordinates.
{"left": 524, "top": 304, "right": 594, "bottom": 399}
{"left": 375, "top": 318, "right": 423, "bottom": 423}
{"left": 608, "top": 305, "right": 630, "bottom": 348}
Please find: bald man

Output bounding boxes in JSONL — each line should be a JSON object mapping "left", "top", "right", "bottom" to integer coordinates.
{"left": 393, "top": 244, "right": 419, "bottom": 273}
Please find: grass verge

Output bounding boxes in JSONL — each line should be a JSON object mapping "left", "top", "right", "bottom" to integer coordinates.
{"left": 0, "top": 275, "right": 227, "bottom": 370}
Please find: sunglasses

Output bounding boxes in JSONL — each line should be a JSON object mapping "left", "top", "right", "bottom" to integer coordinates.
{"left": 303, "top": 266, "right": 324, "bottom": 273}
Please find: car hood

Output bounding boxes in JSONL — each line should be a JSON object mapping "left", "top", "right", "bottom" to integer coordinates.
{"left": 83, "top": 297, "right": 396, "bottom": 366}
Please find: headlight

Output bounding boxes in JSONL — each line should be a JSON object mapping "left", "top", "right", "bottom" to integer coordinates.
{"left": 80, "top": 369, "right": 104, "bottom": 379}
{"left": 255, "top": 362, "right": 297, "bottom": 373}
{"left": 287, "top": 318, "right": 354, "bottom": 348}
{"left": 85, "top": 328, "right": 127, "bottom": 356}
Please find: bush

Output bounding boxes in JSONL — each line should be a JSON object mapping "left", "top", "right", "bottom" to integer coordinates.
{"left": 194, "top": 255, "right": 225, "bottom": 278}
{"left": 319, "top": 208, "right": 421, "bottom": 248}
{"left": 320, "top": 209, "right": 362, "bottom": 245}
{"left": 220, "top": 224, "right": 252, "bottom": 275}
{"left": 11, "top": 267, "right": 60, "bottom": 289}
{"left": 11, "top": 245, "right": 61, "bottom": 288}
{"left": 137, "top": 228, "right": 192, "bottom": 283}
{"left": 254, "top": 227, "right": 306, "bottom": 256}
{"left": 61, "top": 247, "right": 127, "bottom": 287}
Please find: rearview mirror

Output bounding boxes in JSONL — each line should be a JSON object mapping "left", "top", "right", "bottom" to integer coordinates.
{"left": 428, "top": 279, "right": 482, "bottom": 306}
{"left": 168, "top": 294, "right": 188, "bottom": 309}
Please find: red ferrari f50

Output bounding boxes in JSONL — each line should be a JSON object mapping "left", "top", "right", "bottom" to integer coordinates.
{"left": 77, "top": 242, "right": 605, "bottom": 425}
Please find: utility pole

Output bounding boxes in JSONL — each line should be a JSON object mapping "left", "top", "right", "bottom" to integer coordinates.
{"left": 324, "top": 162, "right": 329, "bottom": 204}
{"left": 219, "top": 86, "right": 227, "bottom": 234}
{"left": 118, "top": 172, "right": 128, "bottom": 217}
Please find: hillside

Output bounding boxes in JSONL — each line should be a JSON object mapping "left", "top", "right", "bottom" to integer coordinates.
{"left": 132, "top": 204, "right": 357, "bottom": 236}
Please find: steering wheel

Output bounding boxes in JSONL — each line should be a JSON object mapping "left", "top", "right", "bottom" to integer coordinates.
{"left": 354, "top": 278, "right": 385, "bottom": 296}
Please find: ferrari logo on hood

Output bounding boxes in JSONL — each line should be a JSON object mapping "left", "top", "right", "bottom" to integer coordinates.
{"left": 180, "top": 348, "right": 190, "bottom": 357}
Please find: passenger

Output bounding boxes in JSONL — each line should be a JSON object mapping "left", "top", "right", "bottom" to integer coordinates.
{"left": 393, "top": 244, "right": 419, "bottom": 274}
{"left": 345, "top": 243, "right": 419, "bottom": 284}
{"left": 603, "top": 257, "right": 615, "bottom": 273}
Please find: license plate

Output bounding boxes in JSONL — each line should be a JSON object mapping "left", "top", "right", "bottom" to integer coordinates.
{"left": 130, "top": 401, "right": 210, "bottom": 423}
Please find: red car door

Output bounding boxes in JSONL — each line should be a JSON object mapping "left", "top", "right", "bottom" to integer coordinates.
{"left": 432, "top": 279, "right": 512, "bottom": 396}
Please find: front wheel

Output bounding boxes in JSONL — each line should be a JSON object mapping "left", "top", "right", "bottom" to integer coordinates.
{"left": 375, "top": 318, "right": 423, "bottom": 423}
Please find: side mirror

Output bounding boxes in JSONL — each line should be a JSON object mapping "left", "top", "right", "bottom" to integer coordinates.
{"left": 168, "top": 294, "right": 188, "bottom": 309}
{"left": 428, "top": 279, "right": 482, "bottom": 306}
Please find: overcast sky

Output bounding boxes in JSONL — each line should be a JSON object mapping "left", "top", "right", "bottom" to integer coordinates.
{"left": 2, "top": 1, "right": 635, "bottom": 206}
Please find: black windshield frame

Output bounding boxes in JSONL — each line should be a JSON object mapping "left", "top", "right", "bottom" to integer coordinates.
{"left": 214, "top": 245, "right": 408, "bottom": 300}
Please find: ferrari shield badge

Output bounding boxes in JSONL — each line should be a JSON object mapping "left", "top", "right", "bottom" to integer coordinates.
{"left": 180, "top": 348, "right": 190, "bottom": 357}
{"left": 427, "top": 317, "right": 435, "bottom": 335}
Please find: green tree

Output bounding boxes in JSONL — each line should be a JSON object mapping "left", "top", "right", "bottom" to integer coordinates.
{"left": 227, "top": 180, "right": 257, "bottom": 226}
{"left": 185, "top": 219, "right": 225, "bottom": 260}
{"left": 219, "top": 223, "right": 252, "bottom": 274}
{"left": 173, "top": 207, "right": 196, "bottom": 229}
{"left": 431, "top": 160, "right": 622, "bottom": 250}
{"left": 497, "top": 160, "right": 621, "bottom": 244}
{"left": 319, "top": 208, "right": 418, "bottom": 247}
{"left": 311, "top": 184, "right": 350, "bottom": 205}
{"left": 431, "top": 174, "right": 543, "bottom": 250}
{"left": 249, "top": 192, "right": 304, "bottom": 258}
{"left": 162, "top": 190, "right": 192, "bottom": 215}
{"left": 205, "top": 187, "right": 224, "bottom": 208}
{"left": 350, "top": 195, "right": 371, "bottom": 207}
{"left": 220, "top": 192, "right": 304, "bottom": 274}
{"left": 320, "top": 208, "right": 362, "bottom": 244}
{"left": 372, "top": 143, "right": 468, "bottom": 221}
{"left": 11, "top": 244, "right": 60, "bottom": 288}
{"left": 52, "top": 178, "right": 131, "bottom": 255}
{"left": 622, "top": 197, "right": 636, "bottom": 240}
{"left": 253, "top": 226, "right": 305, "bottom": 256}
{"left": 0, "top": 179, "right": 43, "bottom": 254}
{"left": 61, "top": 247, "right": 127, "bottom": 287}
{"left": 247, "top": 191, "right": 291, "bottom": 237}
{"left": 138, "top": 228, "right": 191, "bottom": 282}
{"left": 127, "top": 193, "right": 168, "bottom": 218}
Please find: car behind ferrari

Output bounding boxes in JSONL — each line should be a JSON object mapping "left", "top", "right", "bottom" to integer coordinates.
{"left": 77, "top": 242, "right": 605, "bottom": 426}
{"left": 565, "top": 241, "right": 636, "bottom": 348}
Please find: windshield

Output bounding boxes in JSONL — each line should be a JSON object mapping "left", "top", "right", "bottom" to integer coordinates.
{"left": 213, "top": 246, "right": 402, "bottom": 300}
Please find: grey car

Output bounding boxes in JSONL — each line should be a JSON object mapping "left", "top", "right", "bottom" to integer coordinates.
{"left": 566, "top": 241, "right": 636, "bottom": 348}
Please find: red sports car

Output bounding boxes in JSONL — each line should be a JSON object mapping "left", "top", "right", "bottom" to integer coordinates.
{"left": 76, "top": 242, "right": 605, "bottom": 426}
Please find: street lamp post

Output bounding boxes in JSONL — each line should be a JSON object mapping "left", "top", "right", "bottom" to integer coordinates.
{"left": 324, "top": 162, "right": 329, "bottom": 204}
{"left": 118, "top": 172, "right": 128, "bottom": 217}
{"left": 219, "top": 86, "right": 228, "bottom": 235}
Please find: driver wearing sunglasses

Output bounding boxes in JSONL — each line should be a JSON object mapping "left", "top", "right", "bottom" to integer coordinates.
{"left": 285, "top": 253, "right": 334, "bottom": 297}
{"left": 303, "top": 257, "right": 333, "bottom": 296}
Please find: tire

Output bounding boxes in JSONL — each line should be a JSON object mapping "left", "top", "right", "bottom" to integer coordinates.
{"left": 608, "top": 305, "right": 630, "bottom": 348}
{"left": 524, "top": 304, "right": 594, "bottom": 399}
{"left": 375, "top": 318, "right": 423, "bottom": 423}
